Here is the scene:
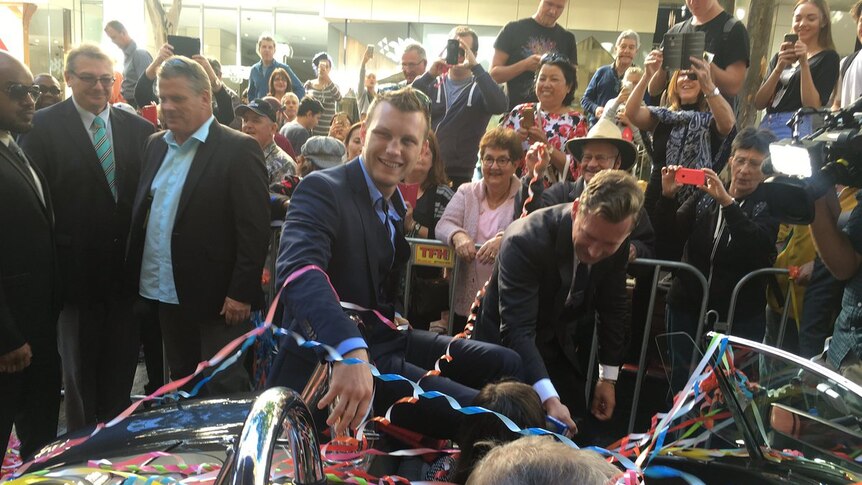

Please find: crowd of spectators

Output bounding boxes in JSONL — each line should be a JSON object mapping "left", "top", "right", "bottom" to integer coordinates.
{"left": 5, "top": 0, "right": 862, "bottom": 482}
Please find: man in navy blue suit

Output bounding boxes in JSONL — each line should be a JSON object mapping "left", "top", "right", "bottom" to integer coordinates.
{"left": 268, "top": 87, "right": 522, "bottom": 439}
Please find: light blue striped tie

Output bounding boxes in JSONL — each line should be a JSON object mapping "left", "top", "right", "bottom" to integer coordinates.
{"left": 91, "top": 116, "right": 117, "bottom": 200}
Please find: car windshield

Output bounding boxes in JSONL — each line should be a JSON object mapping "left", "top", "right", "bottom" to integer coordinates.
{"left": 647, "top": 333, "right": 862, "bottom": 483}
{"left": 715, "top": 334, "right": 862, "bottom": 477}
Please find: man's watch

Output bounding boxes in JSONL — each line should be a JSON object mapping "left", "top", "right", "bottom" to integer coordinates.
{"left": 705, "top": 86, "right": 720, "bottom": 98}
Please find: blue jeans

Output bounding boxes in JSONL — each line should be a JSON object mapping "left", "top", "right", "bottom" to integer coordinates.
{"left": 759, "top": 111, "right": 814, "bottom": 140}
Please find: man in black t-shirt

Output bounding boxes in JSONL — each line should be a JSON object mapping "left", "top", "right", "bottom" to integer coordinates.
{"left": 647, "top": 0, "right": 749, "bottom": 104}
{"left": 491, "top": 0, "right": 577, "bottom": 109}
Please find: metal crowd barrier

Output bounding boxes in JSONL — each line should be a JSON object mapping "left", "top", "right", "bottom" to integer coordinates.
{"left": 724, "top": 267, "right": 794, "bottom": 348}
{"left": 624, "top": 258, "right": 710, "bottom": 435}
{"left": 264, "top": 220, "right": 283, "bottom": 308}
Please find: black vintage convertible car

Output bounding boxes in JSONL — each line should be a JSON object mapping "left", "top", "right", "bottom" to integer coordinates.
{"left": 3, "top": 333, "right": 861, "bottom": 485}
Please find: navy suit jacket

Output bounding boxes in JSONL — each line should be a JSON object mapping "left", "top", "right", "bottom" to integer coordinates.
{"left": 19, "top": 99, "right": 154, "bottom": 303}
{"left": 274, "top": 158, "right": 410, "bottom": 357}
{"left": 126, "top": 121, "right": 270, "bottom": 316}
{"left": 477, "top": 203, "right": 629, "bottom": 385}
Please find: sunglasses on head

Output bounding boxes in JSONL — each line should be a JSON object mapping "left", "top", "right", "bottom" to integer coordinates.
{"left": 3, "top": 83, "right": 41, "bottom": 101}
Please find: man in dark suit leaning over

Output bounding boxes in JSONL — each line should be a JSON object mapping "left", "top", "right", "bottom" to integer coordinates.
{"left": 267, "top": 87, "right": 522, "bottom": 439}
{"left": 0, "top": 51, "right": 62, "bottom": 459}
{"left": 126, "top": 56, "right": 270, "bottom": 395}
{"left": 477, "top": 170, "right": 643, "bottom": 440}
{"left": 19, "top": 44, "right": 154, "bottom": 431}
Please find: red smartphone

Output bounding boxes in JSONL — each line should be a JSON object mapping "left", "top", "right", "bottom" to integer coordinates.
{"left": 675, "top": 167, "right": 705, "bottom": 186}
{"left": 398, "top": 182, "right": 419, "bottom": 208}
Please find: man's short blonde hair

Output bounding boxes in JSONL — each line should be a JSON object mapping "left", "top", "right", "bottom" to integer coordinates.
{"left": 577, "top": 169, "right": 643, "bottom": 224}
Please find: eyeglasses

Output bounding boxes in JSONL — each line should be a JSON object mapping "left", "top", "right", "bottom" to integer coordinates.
{"left": 38, "top": 85, "right": 61, "bottom": 96}
{"left": 581, "top": 153, "right": 617, "bottom": 164}
{"left": 3, "top": 83, "right": 42, "bottom": 101}
{"left": 481, "top": 156, "right": 513, "bottom": 167}
{"left": 70, "top": 71, "right": 115, "bottom": 87}
{"left": 412, "top": 89, "right": 432, "bottom": 114}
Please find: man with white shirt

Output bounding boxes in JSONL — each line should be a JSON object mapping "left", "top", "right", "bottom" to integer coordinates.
{"left": 0, "top": 50, "right": 61, "bottom": 461}
{"left": 19, "top": 44, "right": 154, "bottom": 431}
{"left": 477, "top": 170, "right": 642, "bottom": 439}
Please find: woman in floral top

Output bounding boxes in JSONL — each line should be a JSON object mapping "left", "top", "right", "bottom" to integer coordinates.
{"left": 500, "top": 54, "right": 586, "bottom": 183}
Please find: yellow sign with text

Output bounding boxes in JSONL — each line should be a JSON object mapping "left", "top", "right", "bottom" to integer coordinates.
{"left": 413, "top": 243, "right": 455, "bottom": 268}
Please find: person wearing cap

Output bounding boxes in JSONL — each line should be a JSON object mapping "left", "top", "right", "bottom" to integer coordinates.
{"left": 237, "top": 98, "right": 296, "bottom": 183}
{"left": 475, "top": 169, "right": 644, "bottom": 442}
{"left": 268, "top": 136, "right": 344, "bottom": 220}
{"left": 520, "top": 117, "right": 654, "bottom": 263}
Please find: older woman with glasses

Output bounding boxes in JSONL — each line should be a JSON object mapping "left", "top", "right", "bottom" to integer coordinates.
{"left": 436, "top": 127, "right": 524, "bottom": 328}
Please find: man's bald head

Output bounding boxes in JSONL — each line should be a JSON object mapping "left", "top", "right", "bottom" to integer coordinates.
{"left": 0, "top": 51, "right": 37, "bottom": 134}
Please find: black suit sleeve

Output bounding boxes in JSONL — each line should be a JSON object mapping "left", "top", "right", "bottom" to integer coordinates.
{"left": 275, "top": 173, "right": 365, "bottom": 349}
{"left": 226, "top": 137, "right": 271, "bottom": 305}
{"left": 630, "top": 208, "right": 656, "bottom": 259}
{"left": 135, "top": 73, "right": 157, "bottom": 108}
{"left": 498, "top": 231, "right": 549, "bottom": 385}
{"left": 0, "top": 267, "right": 25, "bottom": 355}
{"left": 653, "top": 194, "right": 694, "bottom": 261}
{"left": 213, "top": 88, "right": 236, "bottom": 125}
{"left": 594, "top": 242, "right": 630, "bottom": 366}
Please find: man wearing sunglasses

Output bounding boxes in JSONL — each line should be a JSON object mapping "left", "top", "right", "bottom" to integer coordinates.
{"left": 0, "top": 50, "right": 61, "bottom": 463}
{"left": 34, "top": 73, "right": 62, "bottom": 110}
{"left": 18, "top": 43, "right": 155, "bottom": 432}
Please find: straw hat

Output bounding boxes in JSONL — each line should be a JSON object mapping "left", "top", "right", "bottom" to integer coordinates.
{"left": 564, "top": 117, "right": 637, "bottom": 171}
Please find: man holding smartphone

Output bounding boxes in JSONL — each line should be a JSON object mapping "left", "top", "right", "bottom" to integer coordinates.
{"left": 412, "top": 26, "right": 508, "bottom": 188}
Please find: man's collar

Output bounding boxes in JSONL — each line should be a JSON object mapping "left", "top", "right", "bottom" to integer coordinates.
{"left": 164, "top": 115, "right": 215, "bottom": 147}
{"left": 357, "top": 155, "right": 405, "bottom": 209}
{"left": 123, "top": 40, "right": 137, "bottom": 56}
{"left": 72, "top": 96, "right": 110, "bottom": 127}
{"left": 0, "top": 130, "right": 12, "bottom": 147}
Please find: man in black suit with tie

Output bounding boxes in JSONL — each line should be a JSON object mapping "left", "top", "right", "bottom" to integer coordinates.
{"left": 0, "top": 51, "right": 62, "bottom": 458}
{"left": 267, "top": 87, "right": 522, "bottom": 440}
{"left": 18, "top": 44, "right": 155, "bottom": 431}
{"left": 126, "top": 56, "right": 270, "bottom": 395}
{"left": 477, "top": 169, "right": 643, "bottom": 440}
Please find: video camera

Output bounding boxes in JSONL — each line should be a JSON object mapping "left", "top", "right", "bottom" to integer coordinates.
{"left": 763, "top": 99, "right": 862, "bottom": 224}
